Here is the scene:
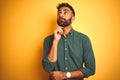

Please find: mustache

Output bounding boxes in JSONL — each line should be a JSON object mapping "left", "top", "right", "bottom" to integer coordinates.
{"left": 59, "top": 18, "right": 66, "bottom": 21}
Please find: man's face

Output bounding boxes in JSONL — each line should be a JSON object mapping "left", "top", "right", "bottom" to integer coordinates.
{"left": 57, "top": 7, "right": 74, "bottom": 27}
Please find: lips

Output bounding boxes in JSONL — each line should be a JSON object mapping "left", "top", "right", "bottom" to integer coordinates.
{"left": 59, "top": 18, "right": 65, "bottom": 21}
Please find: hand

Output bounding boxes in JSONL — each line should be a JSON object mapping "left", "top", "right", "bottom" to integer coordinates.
{"left": 54, "top": 27, "right": 63, "bottom": 41}
{"left": 50, "top": 71, "right": 65, "bottom": 80}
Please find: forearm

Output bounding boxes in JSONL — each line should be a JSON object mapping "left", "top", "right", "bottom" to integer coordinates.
{"left": 70, "top": 70, "right": 84, "bottom": 78}
{"left": 50, "top": 70, "right": 84, "bottom": 80}
{"left": 65, "top": 70, "right": 84, "bottom": 79}
{"left": 48, "top": 40, "right": 59, "bottom": 62}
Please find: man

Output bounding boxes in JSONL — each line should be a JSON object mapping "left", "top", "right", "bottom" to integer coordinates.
{"left": 42, "top": 3, "right": 95, "bottom": 80}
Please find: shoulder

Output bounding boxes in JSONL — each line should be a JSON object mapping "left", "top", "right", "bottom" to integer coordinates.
{"left": 44, "top": 34, "right": 54, "bottom": 42}
{"left": 73, "top": 30, "right": 92, "bottom": 46}
{"left": 73, "top": 29, "right": 90, "bottom": 40}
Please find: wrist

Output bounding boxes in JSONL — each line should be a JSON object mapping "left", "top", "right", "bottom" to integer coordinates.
{"left": 63, "top": 72, "right": 71, "bottom": 79}
{"left": 66, "top": 72, "right": 71, "bottom": 79}
{"left": 63, "top": 72, "right": 67, "bottom": 79}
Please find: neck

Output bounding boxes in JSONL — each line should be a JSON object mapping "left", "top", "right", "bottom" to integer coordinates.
{"left": 62, "top": 25, "right": 72, "bottom": 37}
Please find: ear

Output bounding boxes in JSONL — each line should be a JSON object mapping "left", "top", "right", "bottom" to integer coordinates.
{"left": 71, "top": 16, "right": 75, "bottom": 22}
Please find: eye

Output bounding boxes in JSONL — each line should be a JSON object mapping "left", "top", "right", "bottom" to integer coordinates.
{"left": 64, "top": 11, "right": 68, "bottom": 15}
{"left": 58, "top": 11, "right": 62, "bottom": 15}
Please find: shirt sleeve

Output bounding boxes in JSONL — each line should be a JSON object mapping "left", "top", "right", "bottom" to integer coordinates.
{"left": 80, "top": 36, "right": 96, "bottom": 78}
{"left": 42, "top": 36, "right": 57, "bottom": 72}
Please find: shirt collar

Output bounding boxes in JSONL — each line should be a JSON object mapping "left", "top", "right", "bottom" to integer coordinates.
{"left": 69, "top": 28, "right": 74, "bottom": 36}
{"left": 61, "top": 28, "right": 75, "bottom": 37}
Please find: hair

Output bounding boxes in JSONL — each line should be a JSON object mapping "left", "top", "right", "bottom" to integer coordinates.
{"left": 57, "top": 3, "right": 75, "bottom": 16}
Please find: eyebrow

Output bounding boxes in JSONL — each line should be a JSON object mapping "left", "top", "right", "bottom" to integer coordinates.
{"left": 58, "top": 8, "right": 70, "bottom": 12}
{"left": 63, "top": 9, "right": 70, "bottom": 12}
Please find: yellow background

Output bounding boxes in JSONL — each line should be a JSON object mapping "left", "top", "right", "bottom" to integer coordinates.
{"left": 1, "top": 0, "right": 120, "bottom": 80}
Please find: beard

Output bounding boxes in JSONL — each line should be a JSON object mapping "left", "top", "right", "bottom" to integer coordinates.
{"left": 57, "top": 17, "right": 72, "bottom": 27}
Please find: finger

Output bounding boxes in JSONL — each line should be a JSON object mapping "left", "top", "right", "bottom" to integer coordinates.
{"left": 57, "top": 31, "right": 62, "bottom": 35}
{"left": 57, "top": 27, "right": 63, "bottom": 34}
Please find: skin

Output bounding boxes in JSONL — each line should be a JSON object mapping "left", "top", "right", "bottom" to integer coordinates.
{"left": 47, "top": 7, "right": 84, "bottom": 80}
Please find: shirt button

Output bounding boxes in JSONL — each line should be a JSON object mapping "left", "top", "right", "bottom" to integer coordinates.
{"left": 65, "top": 39, "right": 67, "bottom": 41}
{"left": 65, "top": 48, "right": 67, "bottom": 50}
{"left": 65, "top": 57, "right": 67, "bottom": 60}
{"left": 65, "top": 67, "right": 68, "bottom": 70}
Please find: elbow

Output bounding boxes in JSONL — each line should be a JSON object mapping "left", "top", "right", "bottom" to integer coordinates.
{"left": 42, "top": 58, "right": 56, "bottom": 72}
{"left": 80, "top": 66, "right": 96, "bottom": 78}
{"left": 88, "top": 66, "right": 96, "bottom": 77}
{"left": 91, "top": 64, "right": 96, "bottom": 75}
{"left": 91, "top": 68, "right": 95, "bottom": 76}
{"left": 88, "top": 65, "right": 96, "bottom": 76}
{"left": 42, "top": 63, "right": 51, "bottom": 72}
{"left": 42, "top": 61, "right": 52, "bottom": 72}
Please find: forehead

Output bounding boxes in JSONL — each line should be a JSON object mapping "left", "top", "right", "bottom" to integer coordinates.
{"left": 58, "top": 7, "right": 71, "bottom": 12}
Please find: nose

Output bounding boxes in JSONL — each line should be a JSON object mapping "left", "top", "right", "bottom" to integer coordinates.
{"left": 58, "top": 12, "right": 64, "bottom": 18}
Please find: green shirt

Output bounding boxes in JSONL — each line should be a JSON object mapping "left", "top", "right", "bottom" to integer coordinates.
{"left": 42, "top": 28, "right": 95, "bottom": 80}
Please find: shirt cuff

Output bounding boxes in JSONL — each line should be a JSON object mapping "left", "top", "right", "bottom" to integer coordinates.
{"left": 80, "top": 68, "right": 91, "bottom": 78}
{"left": 42, "top": 57, "right": 57, "bottom": 72}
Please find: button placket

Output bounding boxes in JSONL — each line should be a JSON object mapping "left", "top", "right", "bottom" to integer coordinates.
{"left": 64, "top": 38, "right": 69, "bottom": 71}
{"left": 65, "top": 67, "right": 68, "bottom": 70}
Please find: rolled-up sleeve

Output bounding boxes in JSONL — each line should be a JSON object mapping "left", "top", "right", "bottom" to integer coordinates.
{"left": 42, "top": 36, "right": 57, "bottom": 72}
{"left": 42, "top": 57, "right": 57, "bottom": 72}
{"left": 80, "top": 36, "right": 96, "bottom": 78}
